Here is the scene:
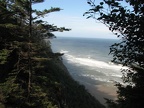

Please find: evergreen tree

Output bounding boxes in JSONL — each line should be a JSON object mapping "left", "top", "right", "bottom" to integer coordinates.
{"left": 0, "top": 0, "right": 105, "bottom": 108}
{"left": 0, "top": 0, "right": 70, "bottom": 107}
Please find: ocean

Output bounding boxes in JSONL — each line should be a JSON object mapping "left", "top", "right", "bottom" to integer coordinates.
{"left": 50, "top": 37, "right": 124, "bottom": 104}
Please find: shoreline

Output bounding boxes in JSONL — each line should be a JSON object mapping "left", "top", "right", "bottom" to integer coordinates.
{"left": 53, "top": 58, "right": 105, "bottom": 107}
{"left": 57, "top": 58, "right": 108, "bottom": 105}
{"left": 84, "top": 82, "right": 117, "bottom": 105}
{"left": 60, "top": 58, "right": 117, "bottom": 106}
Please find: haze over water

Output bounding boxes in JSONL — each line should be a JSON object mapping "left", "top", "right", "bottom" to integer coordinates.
{"left": 51, "top": 37, "right": 126, "bottom": 104}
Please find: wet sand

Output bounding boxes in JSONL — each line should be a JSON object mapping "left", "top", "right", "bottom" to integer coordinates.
{"left": 59, "top": 59, "right": 117, "bottom": 106}
{"left": 78, "top": 81, "right": 118, "bottom": 106}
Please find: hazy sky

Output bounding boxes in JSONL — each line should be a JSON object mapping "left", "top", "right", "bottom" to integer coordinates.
{"left": 33, "top": 0, "right": 117, "bottom": 39}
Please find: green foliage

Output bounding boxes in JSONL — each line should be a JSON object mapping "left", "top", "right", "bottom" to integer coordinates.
{"left": 34, "top": 58, "right": 105, "bottom": 108}
{"left": 0, "top": 49, "right": 10, "bottom": 64}
{"left": 85, "top": 0, "right": 144, "bottom": 108}
{"left": 0, "top": 0, "right": 103, "bottom": 107}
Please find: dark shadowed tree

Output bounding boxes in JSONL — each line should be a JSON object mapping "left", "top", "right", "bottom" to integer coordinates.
{"left": 0, "top": 0, "right": 70, "bottom": 107}
{"left": 85, "top": 0, "right": 144, "bottom": 108}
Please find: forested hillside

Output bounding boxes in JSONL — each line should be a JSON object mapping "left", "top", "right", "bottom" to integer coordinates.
{"left": 0, "top": 0, "right": 105, "bottom": 107}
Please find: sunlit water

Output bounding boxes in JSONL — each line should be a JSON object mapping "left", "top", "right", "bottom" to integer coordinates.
{"left": 50, "top": 37, "right": 127, "bottom": 104}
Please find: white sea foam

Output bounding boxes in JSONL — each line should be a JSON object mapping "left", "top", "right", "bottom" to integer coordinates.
{"left": 60, "top": 50, "right": 126, "bottom": 83}
{"left": 81, "top": 74, "right": 112, "bottom": 83}
{"left": 60, "top": 50, "right": 69, "bottom": 54}
{"left": 63, "top": 52, "right": 127, "bottom": 71}
{"left": 52, "top": 38, "right": 126, "bottom": 84}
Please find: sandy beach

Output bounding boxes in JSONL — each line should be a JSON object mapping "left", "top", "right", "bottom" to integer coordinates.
{"left": 79, "top": 81, "right": 118, "bottom": 105}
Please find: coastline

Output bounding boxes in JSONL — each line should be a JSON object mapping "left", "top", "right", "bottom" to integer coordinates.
{"left": 58, "top": 57, "right": 117, "bottom": 106}
{"left": 51, "top": 58, "right": 105, "bottom": 108}
{"left": 50, "top": 37, "right": 118, "bottom": 106}
{"left": 83, "top": 82, "right": 117, "bottom": 105}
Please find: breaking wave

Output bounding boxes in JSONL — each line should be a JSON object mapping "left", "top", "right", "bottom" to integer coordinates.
{"left": 60, "top": 50, "right": 127, "bottom": 83}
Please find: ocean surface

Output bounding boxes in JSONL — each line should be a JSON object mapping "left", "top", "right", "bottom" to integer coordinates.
{"left": 50, "top": 37, "right": 125, "bottom": 104}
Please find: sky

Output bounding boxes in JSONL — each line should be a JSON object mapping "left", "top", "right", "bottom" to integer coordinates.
{"left": 33, "top": 0, "right": 117, "bottom": 39}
